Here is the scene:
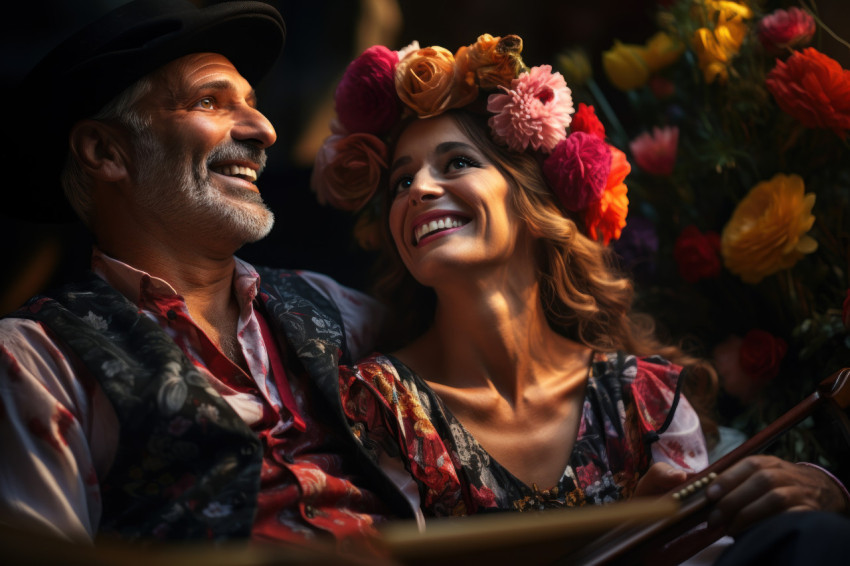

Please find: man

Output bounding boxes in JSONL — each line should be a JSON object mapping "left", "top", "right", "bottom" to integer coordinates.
{"left": 0, "top": 0, "right": 417, "bottom": 550}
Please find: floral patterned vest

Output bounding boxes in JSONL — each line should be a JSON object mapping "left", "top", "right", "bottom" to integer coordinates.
{"left": 10, "top": 268, "right": 411, "bottom": 541}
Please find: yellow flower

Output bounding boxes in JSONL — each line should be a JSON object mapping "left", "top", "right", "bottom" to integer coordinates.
{"left": 643, "top": 31, "right": 685, "bottom": 73}
{"left": 690, "top": 0, "right": 752, "bottom": 83}
{"left": 602, "top": 41, "right": 649, "bottom": 91}
{"left": 721, "top": 174, "right": 817, "bottom": 284}
{"left": 557, "top": 48, "right": 592, "bottom": 87}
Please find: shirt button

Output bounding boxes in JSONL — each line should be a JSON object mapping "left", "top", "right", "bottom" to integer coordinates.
{"left": 166, "top": 309, "right": 177, "bottom": 321}
{"left": 304, "top": 505, "right": 315, "bottom": 518}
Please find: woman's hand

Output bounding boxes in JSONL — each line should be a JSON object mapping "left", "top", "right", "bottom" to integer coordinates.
{"left": 705, "top": 455, "right": 849, "bottom": 535}
{"left": 633, "top": 462, "right": 688, "bottom": 498}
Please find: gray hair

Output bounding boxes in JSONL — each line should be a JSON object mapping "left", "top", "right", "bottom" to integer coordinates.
{"left": 61, "top": 77, "right": 153, "bottom": 226}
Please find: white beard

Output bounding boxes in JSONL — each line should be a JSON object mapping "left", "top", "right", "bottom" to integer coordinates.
{"left": 133, "top": 129, "right": 275, "bottom": 243}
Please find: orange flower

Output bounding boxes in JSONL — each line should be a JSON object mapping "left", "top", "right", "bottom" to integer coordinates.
{"left": 721, "top": 173, "right": 817, "bottom": 284}
{"left": 585, "top": 146, "right": 630, "bottom": 244}
{"left": 455, "top": 34, "right": 525, "bottom": 91}
{"left": 765, "top": 47, "right": 850, "bottom": 137}
{"left": 395, "top": 46, "right": 477, "bottom": 118}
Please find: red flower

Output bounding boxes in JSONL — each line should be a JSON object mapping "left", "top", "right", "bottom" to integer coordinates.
{"left": 765, "top": 47, "right": 850, "bottom": 137}
{"left": 843, "top": 289, "right": 850, "bottom": 330}
{"left": 334, "top": 45, "right": 400, "bottom": 135}
{"left": 739, "top": 329, "right": 787, "bottom": 382}
{"left": 544, "top": 131, "right": 611, "bottom": 212}
{"left": 758, "top": 7, "right": 816, "bottom": 55}
{"left": 673, "top": 225, "right": 722, "bottom": 283}
{"left": 584, "top": 145, "right": 630, "bottom": 245}
{"left": 571, "top": 103, "right": 606, "bottom": 140}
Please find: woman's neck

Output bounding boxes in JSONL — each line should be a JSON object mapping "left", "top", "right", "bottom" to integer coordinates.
{"left": 396, "top": 275, "right": 590, "bottom": 406}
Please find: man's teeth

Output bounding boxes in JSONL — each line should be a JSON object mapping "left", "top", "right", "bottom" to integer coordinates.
{"left": 415, "top": 217, "right": 467, "bottom": 244}
{"left": 213, "top": 164, "right": 257, "bottom": 182}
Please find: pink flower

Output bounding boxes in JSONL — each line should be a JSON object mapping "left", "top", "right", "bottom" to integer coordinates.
{"left": 571, "top": 103, "right": 606, "bottom": 140}
{"left": 334, "top": 45, "right": 400, "bottom": 136}
{"left": 311, "top": 133, "right": 387, "bottom": 211}
{"left": 629, "top": 126, "right": 679, "bottom": 176}
{"left": 487, "top": 65, "right": 574, "bottom": 153}
{"left": 543, "top": 131, "right": 612, "bottom": 212}
{"left": 758, "top": 7, "right": 816, "bottom": 55}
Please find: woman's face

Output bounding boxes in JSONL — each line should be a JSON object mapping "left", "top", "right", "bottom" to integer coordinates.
{"left": 388, "top": 115, "right": 530, "bottom": 287}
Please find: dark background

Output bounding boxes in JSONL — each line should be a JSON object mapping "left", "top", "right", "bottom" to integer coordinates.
{"left": 1, "top": 0, "right": 847, "bottom": 314}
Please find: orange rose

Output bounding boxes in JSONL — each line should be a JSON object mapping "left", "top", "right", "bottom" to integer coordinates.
{"left": 395, "top": 46, "right": 477, "bottom": 118}
{"left": 311, "top": 133, "right": 387, "bottom": 211}
{"left": 455, "top": 34, "right": 525, "bottom": 91}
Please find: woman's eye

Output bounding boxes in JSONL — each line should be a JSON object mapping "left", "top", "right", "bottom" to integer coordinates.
{"left": 392, "top": 176, "right": 413, "bottom": 196}
{"left": 447, "top": 156, "right": 476, "bottom": 171}
{"left": 195, "top": 97, "right": 215, "bottom": 109}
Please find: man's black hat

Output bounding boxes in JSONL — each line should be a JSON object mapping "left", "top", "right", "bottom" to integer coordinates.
{"left": 7, "top": 0, "right": 286, "bottom": 223}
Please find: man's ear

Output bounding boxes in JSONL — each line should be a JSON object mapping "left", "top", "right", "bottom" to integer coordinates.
{"left": 69, "top": 120, "right": 132, "bottom": 182}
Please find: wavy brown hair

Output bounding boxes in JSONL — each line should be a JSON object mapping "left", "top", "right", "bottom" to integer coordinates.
{"left": 371, "top": 109, "right": 718, "bottom": 443}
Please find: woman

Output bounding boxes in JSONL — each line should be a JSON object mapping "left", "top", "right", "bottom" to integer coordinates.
{"left": 312, "top": 34, "right": 847, "bottom": 533}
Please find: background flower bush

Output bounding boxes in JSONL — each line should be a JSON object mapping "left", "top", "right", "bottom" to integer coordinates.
{"left": 563, "top": 0, "right": 850, "bottom": 466}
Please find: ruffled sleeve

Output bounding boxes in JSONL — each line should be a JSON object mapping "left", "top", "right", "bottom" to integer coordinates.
{"left": 631, "top": 356, "right": 708, "bottom": 473}
{"left": 339, "top": 354, "right": 466, "bottom": 513}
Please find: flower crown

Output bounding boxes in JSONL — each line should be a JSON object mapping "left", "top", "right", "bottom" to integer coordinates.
{"left": 311, "top": 34, "right": 631, "bottom": 249}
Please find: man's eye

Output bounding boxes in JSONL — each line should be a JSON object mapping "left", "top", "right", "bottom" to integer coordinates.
{"left": 196, "top": 97, "right": 215, "bottom": 109}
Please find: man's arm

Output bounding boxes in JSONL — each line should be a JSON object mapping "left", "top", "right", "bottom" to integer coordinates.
{"left": 0, "top": 318, "right": 117, "bottom": 543}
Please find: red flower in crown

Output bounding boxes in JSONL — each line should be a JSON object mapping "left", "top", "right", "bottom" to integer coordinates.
{"left": 544, "top": 131, "right": 611, "bottom": 212}
{"left": 571, "top": 103, "right": 606, "bottom": 140}
{"left": 334, "top": 45, "right": 400, "bottom": 136}
{"left": 673, "top": 225, "right": 722, "bottom": 283}
{"left": 584, "top": 146, "right": 630, "bottom": 245}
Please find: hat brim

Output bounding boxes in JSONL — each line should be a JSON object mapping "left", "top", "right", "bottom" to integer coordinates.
{"left": 9, "top": 0, "right": 285, "bottom": 223}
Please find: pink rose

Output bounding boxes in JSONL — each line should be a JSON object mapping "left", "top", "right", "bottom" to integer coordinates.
{"left": 739, "top": 329, "right": 787, "bottom": 382}
{"left": 543, "top": 131, "right": 612, "bottom": 211}
{"left": 758, "top": 7, "right": 816, "bottom": 55}
{"left": 571, "top": 103, "right": 606, "bottom": 140}
{"left": 629, "top": 126, "right": 679, "bottom": 176}
{"left": 334, "top": 45, "right": 400, "bottom": 135}
{"left": 673, "top": 225, "right": 722, "bottom": 283}
{"left": 311, "top": 133, "right": 387, "bottom": 211}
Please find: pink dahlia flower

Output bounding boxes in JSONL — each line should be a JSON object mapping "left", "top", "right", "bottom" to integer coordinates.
{"left": 758, "top": 7, "right": 816, "bottom": 54}
{"left": 487, "top": 65, "right": 574, "bottom": 153}
{"left": 334, "top": 45, "right": 400, "bottom": 136}
{"left": 543, "top": 131, "right": 612, "bottom": 212}
{"left": 629, "top": 126, "right": 679, "bottom": 176}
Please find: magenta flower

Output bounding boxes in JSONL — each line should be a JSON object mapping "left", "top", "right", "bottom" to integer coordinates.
{"left": 758, "top": 7, "right": 816, "bottom": 55}
{"left": 629, "top": 126, "right": 679, "bottom": 176}
{"left": 487, "top": 65, "right": 574, "bottom": 153}
{"left": 543, "top": 131, "right": 612, "bottom": 212}
{"left": 334, "top": 45, "right": 400, "bottom": 136}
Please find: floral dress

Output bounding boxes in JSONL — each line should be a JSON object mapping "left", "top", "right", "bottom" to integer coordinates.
{"left": 340, "top": 351, "right": 707, "bottom": 517}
